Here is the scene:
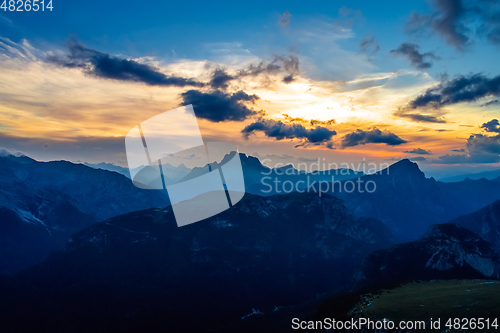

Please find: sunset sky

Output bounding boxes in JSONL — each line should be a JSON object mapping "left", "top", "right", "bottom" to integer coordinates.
{"left": 1, "top": 0, "right": 500, "bottom": 178}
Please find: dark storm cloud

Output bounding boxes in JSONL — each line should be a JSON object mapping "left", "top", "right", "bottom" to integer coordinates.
{"left": 48, "top": 39, "right": 204, "bottom": 87}
{"left": 390, "top": 43, "right": 439, "bottom": 69}
{"left": 406, "top": 0, "right": 500, "bottom": 50}
{"left": 241, "top": 119, "right": 336, "bottom": 144}
{"left": 340, "top": 128, "right": 408, "bottom": 148}
{"left": 481, "top": 119, "right": 500, "bottom": 133}
{"left": 394, "top": 110, "right": 447, "bottom": 123}
{"left": 282, "top": 74, "right": 294, "bottom": 84}
{"left": 208, "top": 55, "right": 299, "bottom": 88}
{"left": 209, "top": 68, "right": 235, "bottom": 89}
{"left": 180, "top": 90, "right": 260, "bottom": 122}
{"left": 405, "top": 74, "right": 500, "bottom": 109}
{"left": 404, "top": 148, "right": 432, "bottom": 155}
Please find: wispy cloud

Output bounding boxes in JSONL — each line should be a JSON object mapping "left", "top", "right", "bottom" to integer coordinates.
{"left": 48, "top": 38, "right": 204, "bottom": 87}
{"left": 390, "top": 43, "right": 439, "bottom": 69}
{"left": 394, "top": 109, "right": 447, "bottom": 123}
{"left": 279, "top": 11, "right": 291, "bottom": 26}
{"left": 208, "top": 55, "right": 299, "bottom": 89}
{"left": 405, "top": 0, "right": 500, "bottom": 50}
{"left": 404, "top": 148, "right": 432, "bottom": 155}
{"left": 360, "top": 35, "right": 380, "bottom": 56}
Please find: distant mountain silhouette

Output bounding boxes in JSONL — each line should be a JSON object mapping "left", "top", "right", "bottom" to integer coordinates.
{"left": 0, "top": 154, "right": 168, "bottom": 273}
{"left": 440, "top": 169, "right": 500, "bottom": 183}
{"left": 325, "top": 159, "right": 500, "bottom": 241}
{"left": 3, "top": 152, "right": 500, "bottom": 272}
{"left": 85, "top": 161, "right": 192, "bottom": 183}
{"left": 0, "top": 192, "right": 393, "bottom": 333}
{"left": 354, "top": 223, "right": 500, "bottom": 289}
{"left": 232, "top": 153, "right": 364, "bottom": 196}
{"left": 450, "top": 200, "right": 500, "bottom": 252}
{"left": 115, "top": 152, "right": 363, "bottom": 194}
{"left": 3, "top": 151, "right": 500, "bottom": 332}
{"left": 83, "top": 162, "right": 131, "bottom": 177}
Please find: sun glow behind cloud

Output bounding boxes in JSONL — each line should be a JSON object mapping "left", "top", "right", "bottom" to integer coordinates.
{"left": 0, "top": 34, "right": 498, "bottom": 173}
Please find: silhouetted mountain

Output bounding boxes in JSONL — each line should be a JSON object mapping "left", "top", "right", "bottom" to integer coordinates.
{"left": 354, "top": 223, "right": 500, "bottom": 289}
{"left": 326, "top": 159, "right": 500, "bottom": 241}
{"left": 84, "top": 152, "right": 363, "bottom": 196}
{"left": 86, "top": 162, "right": 191, "bottom": 184}
{"left": 0, "top": 154, "right": 168, "bottom": 273}
{"left": 180, "top": 153, "right": 364, "bottom": 196}
{"left": 440, "top": 169, "right": 500, "bottom": 183}
{"left": 83, "top": 162, "right": 131, "bottom": 177}
{"left": 0, "top": 192, "right": 393, "bottom": 333}
{"left": 451, "top": 200, "right": 500, "bottom": 252}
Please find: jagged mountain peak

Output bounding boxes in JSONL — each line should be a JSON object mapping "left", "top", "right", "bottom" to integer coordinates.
{"left": 237, "top": 152, "right": 265, "bottom": 168}
{"left": 379, "top": 158, "right": 424, "bottom": 177}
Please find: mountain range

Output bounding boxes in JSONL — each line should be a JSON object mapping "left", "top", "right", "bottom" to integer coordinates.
{"left": 2, "top": 151, "right": 500, "bottom": 332}
{"left": 0, "top": 154, "right": 168, "bottom": 273}
{"left": 0, "top": 192, "right": 392, "bottom": 333}
{"left": 439, "top": 169, "right": 500, "bottom": 183}
{"left": 328, "top": 159, "right": 500, "bottom": 241}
